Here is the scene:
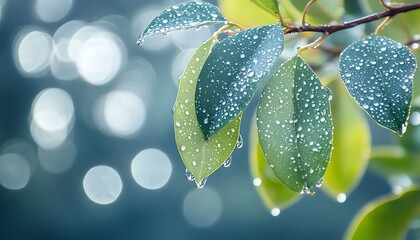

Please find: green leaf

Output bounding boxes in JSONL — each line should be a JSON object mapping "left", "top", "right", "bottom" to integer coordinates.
{"left": 250, "top": 118, "right": 301, "bottom": 214}
{"left": 370, "top": 146, "right": 420, "bottom": 178}
{"left": 402, "top": 98, "right": 420, "bottom": 155}
{"left": 174, "top": 38, "right": 242, "bottom": 186}
{"left": 345, "top": 187, "right": 420, "bottom": 240}
{"left": 195, "top": 24, "right": 284, "bottom": 139}
{"left": 339, "top": 35, "right": 417, "bottom": 135}
{"left": 218, "top": 0, "right": 279, "bottom": 28}
{"left": 137, "top": 1, "right": 226, "bottom": 44}
{"left": 250, "top": 0, "right": 279, "bottom": 17}
{"left": 323, "top": 80, "right": 371, "bottom": 200}
{"left": 257, "top": 55, "right": 333, "bottom": 194}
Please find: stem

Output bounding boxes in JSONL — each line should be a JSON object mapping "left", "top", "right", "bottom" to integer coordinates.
{"left": 298, "top": 32, "right": 329, "bottom": 54}
{"left": 302, "top": 0, "right": 317, "bottom": 26}
{"left": 285, "top": 2, "right": 420, "bottom": 35}
{"left": 375, "top": 16, "right": 393, "bottom": 34}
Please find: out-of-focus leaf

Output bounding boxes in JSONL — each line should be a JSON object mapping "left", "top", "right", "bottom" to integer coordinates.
{"left": 278, "top": 0, "right": 344, "bottom": 25}
{"left": 218, "top": 0, "right": 278, "bottom": 28}
{"left": 195, "top": 24, "right": 284, "bottom": 139}
{"left": 412, "top": 53, "right": 420, "bottom": 98}
{"left": 174, "top": 38, "right": 241, "bottom": 185}
{"left": 339, "top": 34, "right": 417, "bottom": 135}
{"left": 345, "top": 187, "right": 420, "bottom": 240}
{"left": 402, "top": 97, "right": 420, "bottom": 155}
{"left": 137, "top": 1, "right": 226, "bottom": 44}
{"left": 250, "top": 0, "right": 279, "bottom": 17}
{"left": 257, "top": 55, "right": 333, "bottom": 194}
{"left": 323, "top": 80, "right": 371, "bottom": 200}
{"left": 250, "top": 118, "right": 301, "bottom": 214}
{"left": 369, "top": 146, "right": 420, "bottom": 178}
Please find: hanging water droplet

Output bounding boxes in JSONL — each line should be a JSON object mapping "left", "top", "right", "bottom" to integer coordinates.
{"left": 185, "top": 168, "right": 195, "bottom": 181}
{"left": 271, "top": 207, "right": 280, "bottom": 217}
{"left": 195, "top": 177, "right": 207, "bottom": 189}
{"left": 136, "top": 38, "right": 144, "bottom": 45}
{"left": 336, "top": 193, "right": 347, "bottom": 203}
{"left": 223, "top": 155, "right": 232, "bottom": 168}
{"left": 236, "top": 134, "right": 243, "bottom": 149}
{"left": 315, "top": 178, "right": 323, "bottom": 188}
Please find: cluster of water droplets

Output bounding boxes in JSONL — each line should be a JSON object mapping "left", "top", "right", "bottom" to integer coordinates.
{"left": 257, "top": 55, "right": 333, "bottom": 193}
{"left": 339, "top": 35, "right": 416, "bottom": 134}
{"left": 195, "top": 24, "right": 284, "bottom": 138}
{"left": 136, "top": 1, "right": 226, "bottom": 45}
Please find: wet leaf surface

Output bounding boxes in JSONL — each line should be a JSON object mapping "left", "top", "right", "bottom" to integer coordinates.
{"left": 137, "top": 1, "right": 226, "bottom": 44}
{"left": 196, "top": 24, "right": 284, "bottom": 139}
{"left": 257, "top": 55, "right": 333, "bottom": 193}
{"left": 339, "top": 34, "right": 417, "bottom": 135}
{"left": 174, "top": 38, "right": 241, "bottom": 185}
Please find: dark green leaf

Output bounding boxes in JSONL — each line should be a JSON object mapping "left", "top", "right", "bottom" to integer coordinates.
{"left": 339, "top": 35, "right": 417, "bottom": 135}
{"left": 137, "top": 1, "right": 226, "bottom": 44}
{"left": 345, "top": 188, "right": 420, "bottom": 240}
{"left": 323, "top": 80, "right": 371, "bottom": 200}
{"left": 257, "top": 55, "right": 333, "bottom": 194}
{"left": 196, "top": 24, "right": 284, "bottom": 139}
{"left": 250, "top": 118, "right": 301, "bottom": 214}
{"left": 174, "top": 38, "right": 242, "bottom": 185}
{"left": 250, "top": 0, "right": 279, "bottom": 17}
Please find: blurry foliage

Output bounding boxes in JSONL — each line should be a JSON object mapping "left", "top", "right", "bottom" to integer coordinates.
{"left": 139, "top": 0, "right": 420, "bottom": 238}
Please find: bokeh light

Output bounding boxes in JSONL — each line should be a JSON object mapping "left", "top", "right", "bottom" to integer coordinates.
{"left": 30, "top": 88, "right": 74, "bottom": 149}
{"left": 171, "top": 49, "right": 195, "bottom": 83}
{"left": 183, "top": 188, "right": 223, "bottom": 228}
{"left": 169, "top": 27, "right": 213, "bottom": 50}
{"left": 14, "top": 28, "right": 53, "bottom": 76}
{"left": 94, "top": 90, "right": 146, "bottom": 138}
{"left": 0, "top": 153, "right": 31, "bottom": 190}
{"left": 38, "top": 139, "right": 76, "bottom": 174}
{"left": 34, "top": 0, "right": 73, "bottom": 23}
{"left": 1, "top": 139, "right": 38, "bottom": 174}
{"left": 131, "top": 148, "right": 172, "bottom": 190}
{"left": 83, "top": 165, "right": 123, "bottom": 205}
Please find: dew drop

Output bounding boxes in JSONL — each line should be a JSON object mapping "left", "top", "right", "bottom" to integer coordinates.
{"left": 253, "top": 177, "right": 262, "bottom": 187}
{"left": 195, "top": 177, "right": 207, "bottom": 189}
{"left": 316, "top": 178, "right": 323, "bottom": 188}
{"left": 223, "top": 155, "right": 232, "bottom": 168}
{"left": 271, "top": 207, "right": 280, "bottom": 217}
{"left": 336, "top": 193, "right": 347, "bottom": 203}
{"left": 136, "top": 38, "right": 144, "bottom": 45}
{"left": 236, "top": 134, "right": 243, "bottom": 149}
{"left": 181, "top": 145, "right": 186, "bottom": 151}
{"left": 185, "top": 168, "right": 195, "bottom": 181}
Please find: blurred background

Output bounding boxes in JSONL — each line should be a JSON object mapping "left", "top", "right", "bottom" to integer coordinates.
{"left": 0, "top": 0, "right": 417, "bottom": 239}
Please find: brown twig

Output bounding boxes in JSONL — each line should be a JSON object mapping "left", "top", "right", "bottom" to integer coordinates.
{"left": 285, "top": 2, "right": 420, "bottom": 35}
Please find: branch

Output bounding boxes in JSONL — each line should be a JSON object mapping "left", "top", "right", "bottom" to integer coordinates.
{"left": 285, "top": 2, "right": 420, "bottom": 35}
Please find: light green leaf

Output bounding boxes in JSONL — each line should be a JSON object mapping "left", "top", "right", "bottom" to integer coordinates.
{"left": 370, "top": 146, "right": 420, "bottom": 178}
{"left": 195, "top": 24, "right": 284, "bottom": 139}
{"left": 137, "top": 1, "right": 226, "bottom": 44}
{"left": 250, "top": 118, "right": 301, "bottom": 214}
{"left": 345, "top": 187, "right": 420, "bottom": 240}
{"left": 250, "top": 0, "right": 279, "bottom": 17}
{"left": 174, "top": 38, "right": 242, "bottom": 186}
{"left": 257, "top": 55, "right": 333, "bottom": 194}
{"left": 323, "top": 80, "right": 371, "bottom": 200}
{"left": 218, "top": 0, "right": 279, "bottom": 28}
{"left": 339, "top": 35, "right": 417, "bottom": 135}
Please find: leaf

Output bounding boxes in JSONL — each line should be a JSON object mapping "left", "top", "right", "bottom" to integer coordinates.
{"left": 345, "top": 187, "right": 420, "bottom": 240}
{"left": 174, "top": 38, "right": 242, "bottom": 185}
{"left": 323, "top": 80, "right": 371, "bottom": 200}
{"left": 402, "top": 98, "right": 420, "bottom": 155}
{"left": 339, "top": 34, "right": 417, "bottom": 135}
{"left": 370, "top": 146, "right": 420, "bottom": 178}
{"left": 250, "top": 118, "right": 301, "bottom": 214}
{"left": 195, "top": 24, "right": 284, "bottom": 139}
{"left": 137, "top": 1, "right": 226, "bottom": 44}
{"left": 218, "top": 0, "right": 279, "bottom": 28}
{"left": 257, "top": 55, "right": 333, "bottom": 194}
{"left": 250, "top": 0, "right": 279, "bottom": 17}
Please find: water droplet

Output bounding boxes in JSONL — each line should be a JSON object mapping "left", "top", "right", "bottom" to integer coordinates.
{"left": 253, "top": 178, "right": 262, "bottom": 187}
{"left": 240, "top": 54, "right": 245, "bottom": 58}
{"left": 185, "top": 168, "right": 195, "bottom": 181}
{"left": 336, "top": 193, "right": 347, "bottom": 203}
{"left": 181, "top": 145, "right": 186, "bottom": 151}
{"left": 315, "top": 178, "right": 323, "bottom": 188}
{"left": 223, "top": 156, "right": 232, "bottom": 167}
{"left": 136, "top": 38, "right": 144, "bottom": 45}
{"left": 195, "top": 177, "right": 207, "bottom": 189}
{"left": 271, "top": 207, "right": 280, "bottom": 217}
{"left": 236, "top": 134, "right": 243, "bottom": 149}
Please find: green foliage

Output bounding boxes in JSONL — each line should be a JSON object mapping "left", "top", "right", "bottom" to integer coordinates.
{"left": 257, "top": 55, "right": 333, "bottom": 193}
{"left": 195, "top": 24, "right": 284, "bottom": 139}
{"left": 323, "top": 80, "right": 371, "bottom": 199}
{"left": 345, "top": 188, "right": 420, "bottom": 240}
{"left": 174, "top": 38, "right": 242, "bottom": 186}
{"left": 138, "top": 0, "right": 420, "bottom": 237}
{"left": 339, "top": 35, "right": 416, "bottom": 135}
